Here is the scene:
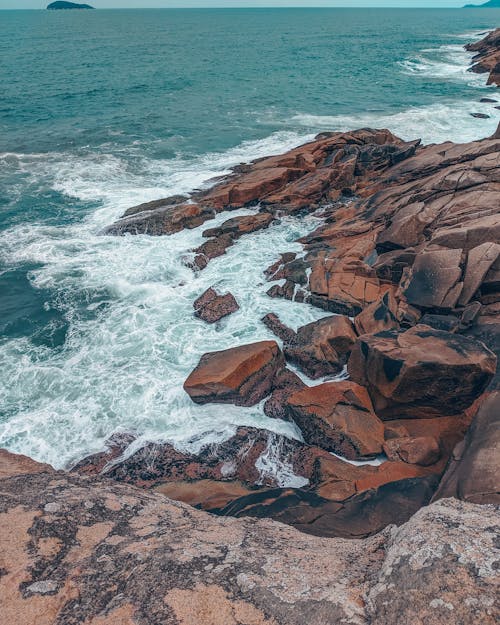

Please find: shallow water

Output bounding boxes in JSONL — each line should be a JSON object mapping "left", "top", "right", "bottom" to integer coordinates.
{"left": 1, "top": 8, "right": 499, "bottom": 470}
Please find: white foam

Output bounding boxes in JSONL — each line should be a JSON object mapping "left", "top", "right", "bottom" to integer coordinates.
{"left": 255, "top": 432, "right": 309, "bottom": 488}
{"left": 0, "top": 180, "right": 326, "bottom": 468}
{"left": 398, "top": 43, "right": 486, "bottom": 86}
{"left": 1, "top": 33, "right": 498, "bottom": 469}
{"left": 291, "top": 99, "right": 498, "bottom": 146}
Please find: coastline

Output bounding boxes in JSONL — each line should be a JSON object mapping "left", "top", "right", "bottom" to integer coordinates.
{"left": 0, "top": 27, "right": 499, "bottom": 625}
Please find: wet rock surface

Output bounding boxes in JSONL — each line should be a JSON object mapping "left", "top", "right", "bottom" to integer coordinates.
{"left": 0, "top": 455, "right": 498, "bottom": 625}
{"left": 467, "top": 28, "right": 500, "bottom": 86}
{"left": 193, "top": 287, "right": 239, "bottom": 323}
{"left": 285, "top": 381, "right": 385, "bottom": 460}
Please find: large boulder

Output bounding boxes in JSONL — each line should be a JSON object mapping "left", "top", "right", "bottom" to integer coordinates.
{"left": 285, "top": 381, "right": 385, "bottom": 459}
{"left": 433, "top": 391, "right": 500, "bottom": 504}
{"left": 434, "top": 321, "right": 500, "bottom": 504}
{"left": 348, "top": 325, "right": 496, "bottom": 419}
{"left": 184, "top": 340, "right": 284, "bottom": 406}
{"left": 284, "top": 315, "right": 357, "bottom": 379}
{"left": 354, "top": 291, "right": 400, "bottom": 335}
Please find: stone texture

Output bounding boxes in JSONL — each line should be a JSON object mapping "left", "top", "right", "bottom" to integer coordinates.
{"left": 284, "top": 315, "right": 357, "bottom": 379}
{"left": 193, "top": 287, "right": 239, "bottom": 323}
{"left": 0, "top": 455, "right": 498, "bottom": 625}
{"left": 183, "top": 341, "right": 284, "bottom": 406}
{"left": 383, "top": 436, "right": 441, "bottom": 466}
{"left": 285, "top": 381, "right": 385, "bottom": 459}
{"left": 103, "top": 201, "right": 215, "bottom": 236}
{"left": 348, "top": 325, "right": 496, "bottom": 418}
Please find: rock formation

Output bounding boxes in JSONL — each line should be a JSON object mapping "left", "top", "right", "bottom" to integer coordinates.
{"left": 466, "top": 28, "right": 500, "bottom": 86}
{"left": 93, "top": 32, "right": 500, "bottom": 537}
{"left": 0, "top": 452, "right": 498, "bottom": 625}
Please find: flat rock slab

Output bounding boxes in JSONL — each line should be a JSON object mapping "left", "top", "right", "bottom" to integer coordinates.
{"left": 1, "top": 457, "right": 498, "bottom": 625}
{"left": 184, "top": 340, "right": 284, "bottom": 406}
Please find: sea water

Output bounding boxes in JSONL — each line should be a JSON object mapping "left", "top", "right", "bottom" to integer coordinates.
{"left": 1, "top": 8, "right": 499, "bottom": 471}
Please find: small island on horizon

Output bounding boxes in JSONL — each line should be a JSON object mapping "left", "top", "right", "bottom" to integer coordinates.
{"left": 464, "top": 0, "right": 500, "bottom": 7}
{"left": 47, "top": 1, "right": 95, "bottom": 9}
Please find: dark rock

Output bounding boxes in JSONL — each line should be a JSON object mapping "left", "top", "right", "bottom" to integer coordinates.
{"left": 285, "top": 381, "right": 385, "bottom": 459}
{"left": 263, "top": 367, "right": 306, "bottom": 420}
{"left": 348, "top": 325, "right": 497, "bottom": 419}
{"left": 104, "top": 202, "right": 214, "bottom": 236}
{"left": 47, "top": 1, "right": 94, "bottom": 8}
{"left": 193, "top": 288, "right": 239, "bottom": 323}
{"left": 261, "top": 312, "right": 297, "bottom": 343}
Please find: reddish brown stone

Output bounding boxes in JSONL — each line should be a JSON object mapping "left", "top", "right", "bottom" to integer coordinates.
{"left": 203, "top": 212, "right": 275, "bottom": 238}
{"left": 184, "top": 341, "right": 284, "bottom": 406}
{"left": 354, "top": 291, "right": 400, "bottom": 336}
{"left": 284, "top": 315, "right": 357, "bottom": 379}
{"left": 193, "top": 288, "right": 239, "bottom": 323}
{"left": 383, "top": 436, "right": 441, "bottom": 467}
{"left": 285, "top": 381, "right": 385, "bottom": 460}
{"left": 263, "top": 367, "right": 306, "bottom": 420}
{"left": 348, "top": 325, "right": 497, "bottom": 419}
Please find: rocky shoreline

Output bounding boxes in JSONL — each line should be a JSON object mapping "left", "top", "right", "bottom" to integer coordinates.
{"left": 1, "top": 29, "right": 499, "bottom": 624}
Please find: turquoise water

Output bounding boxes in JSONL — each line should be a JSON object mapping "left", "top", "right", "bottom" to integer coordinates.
{"left": 1, "top": 9, "right": 499, "bottom": 468}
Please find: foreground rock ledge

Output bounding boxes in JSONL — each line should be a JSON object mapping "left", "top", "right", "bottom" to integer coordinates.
{"left": 0, "top": 454, "right": 498, "bottom": 625}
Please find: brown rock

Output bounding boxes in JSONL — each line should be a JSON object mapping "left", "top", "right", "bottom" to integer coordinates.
{"left": 354, "top": 291, "right": 400, "bottom": 335}
{"left": 284, "top": 315, "right": 357, "bottom": 379}
{"left": 104, "top": 202, "right": 214, "bottom": 236}
{"left": 1, "top": 463, "right": 497, "bottom": 625}
{"left": 220, "top": 476, "right": 439, "bottom": 540}
{"left": 403, "top": 247, "right": 463, "bottom": 310}
{"left": 285, "top": 381, "right": 385, "bottom": 459}
{"left": 0, "top": 450, "right": 53, "bottom": 479}
{"left": 263, "top": 367, "right": 306, "bottom": 420}
{"left": 203, "top": 212, "right": 275, "bottom": 238}
{"left": 348, "top": 325, "right": 496, "bottom": 418}
{"left": 183, "top": 341, "right": 284, "bottom": 406}
{"left": 194, "top": 287, "right": 239, "bottom": 323}
{"left": 383, "top": 436, "right": 440, "bottom": 467}
{"left": 458, "top": 241, "right": 500, "bottom": 306}
{"left": 261, "top": 312, "right": 297, "bottom": 343}
{"left": 192, "top": 232, "right": 234, "bottom": 268}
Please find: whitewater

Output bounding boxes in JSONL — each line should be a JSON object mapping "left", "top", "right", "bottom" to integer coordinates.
{"left": 1, "top": 16, "right": 499, "bottom": 476}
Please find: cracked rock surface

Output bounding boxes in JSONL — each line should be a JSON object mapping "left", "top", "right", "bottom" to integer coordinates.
{"left": 0, "top": 453, "right": 498, "bottom": 625}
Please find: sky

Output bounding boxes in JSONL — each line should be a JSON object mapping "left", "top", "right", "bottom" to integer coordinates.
{"left": 0, "top": 0, "right": 489, "bottom": 9}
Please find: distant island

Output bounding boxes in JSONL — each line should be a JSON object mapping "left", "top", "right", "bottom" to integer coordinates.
{"left": 464, "top": 0, "right": 500, "bottom": 7}
{"left": 47, "top": 1, "right": 95, "bottom": 9}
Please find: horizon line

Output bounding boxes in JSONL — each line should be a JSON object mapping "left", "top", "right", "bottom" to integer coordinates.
{"left": 2, "top": 5, "right": 492, "bottom": 9}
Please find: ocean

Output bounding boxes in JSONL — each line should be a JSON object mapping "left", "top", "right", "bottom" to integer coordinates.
{"left": 1, "top": 8, "right": 499, "bottom": 470}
